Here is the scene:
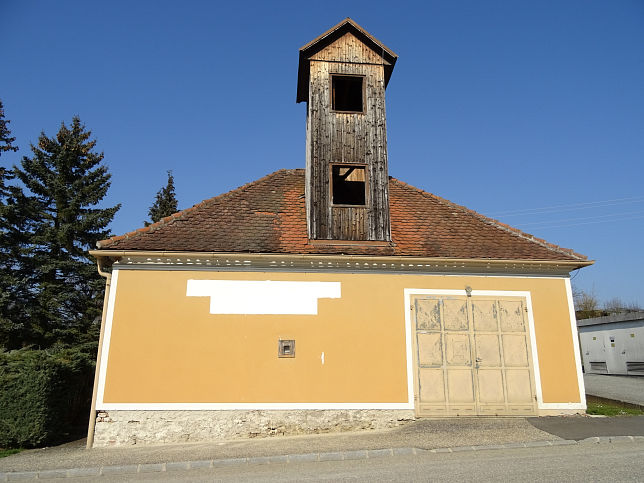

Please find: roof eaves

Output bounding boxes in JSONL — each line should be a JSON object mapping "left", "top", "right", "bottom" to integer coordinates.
{"left": 577, "top": 311, "right": 644, "bottom": 327}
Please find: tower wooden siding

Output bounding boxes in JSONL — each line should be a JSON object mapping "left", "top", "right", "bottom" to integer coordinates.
{"left": 305, "top": 31, "right": 393, "bottom": 241}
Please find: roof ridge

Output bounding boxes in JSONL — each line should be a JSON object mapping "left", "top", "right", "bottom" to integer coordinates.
{"left": 298, "top": 18, "right": 397, "bottom": 58}
{"left": 389, "top": 177, "right": 588, "bottom": 261}
{"left": 97, "top": 169, "right": 293, "bottom": 249}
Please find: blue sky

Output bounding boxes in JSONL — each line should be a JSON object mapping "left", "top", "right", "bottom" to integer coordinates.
{"left": 1, "top": 1, "right": 643, "bottom": 306}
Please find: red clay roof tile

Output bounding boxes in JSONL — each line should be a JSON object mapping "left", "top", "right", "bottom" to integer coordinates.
{"left": 97, "top": 169, "right": 587, "bottom": 262}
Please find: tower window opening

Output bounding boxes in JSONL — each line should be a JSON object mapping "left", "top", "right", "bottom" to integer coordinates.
{"left": 331, "top": 75, "right": 364, "bottom": 112}
{"left": 332, "top": 165, "right": 366, "bottom": 205}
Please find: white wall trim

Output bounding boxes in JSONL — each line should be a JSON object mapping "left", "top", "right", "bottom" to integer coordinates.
{"left": 402, "top": 288, "right": 582, "bottom": 411}
{"left": 96, "top": 270, "right": 411, "bottom": 411}
{"left": 538, "top": 402, "right": 587, "bottom": 410}
{"left": 402, "top": 291, "right": 416, "bottom": 408}
{"left": 96, "top": 402, "right": 413, "bottom": 411}
{"left": 96, "top": 269, "right": 119, "bottom": 408}
{"left": 97, "top": 275, "right": 582, "bottom": 412}
{"left": 565, "top": 278, "right": 587, "bottom": 410}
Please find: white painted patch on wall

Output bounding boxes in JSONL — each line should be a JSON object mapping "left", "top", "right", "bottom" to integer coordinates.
{"left": 186, "top": 280, "right": 342, "bottom": 315}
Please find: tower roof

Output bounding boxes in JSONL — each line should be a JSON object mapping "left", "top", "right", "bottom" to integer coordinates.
{"left": 296, "top": 18, "right": 398, "bottom": 103}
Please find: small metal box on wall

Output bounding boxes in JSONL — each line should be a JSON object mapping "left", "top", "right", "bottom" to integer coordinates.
{"left": 578, "top": 311, "right": 644, "bottom": 375}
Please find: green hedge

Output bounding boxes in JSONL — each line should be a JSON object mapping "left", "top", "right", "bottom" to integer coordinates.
{"left": 0, "top": 344, "right": 96, "bottom": 448}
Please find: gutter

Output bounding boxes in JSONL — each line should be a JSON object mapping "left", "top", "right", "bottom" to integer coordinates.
{"left": 86, "top": 256, "right": 112, "bottom": 449}
{"left": 88, "top": 249, "right": 593, "bottom": 272}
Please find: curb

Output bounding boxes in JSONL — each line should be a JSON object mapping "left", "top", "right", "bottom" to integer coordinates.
{"left": 2, "top": 436, "right": 643, "bottom": 480}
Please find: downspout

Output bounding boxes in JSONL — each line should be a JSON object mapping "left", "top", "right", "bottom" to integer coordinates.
{"left": 86, "top": 256, "right": 112, "bottom": 449}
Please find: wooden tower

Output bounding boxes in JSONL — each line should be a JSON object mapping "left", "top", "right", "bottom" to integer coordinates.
{"left": 297, "top": 19, "right": 398, "bottom": 241}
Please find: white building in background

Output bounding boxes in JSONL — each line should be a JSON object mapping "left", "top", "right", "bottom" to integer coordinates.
{"left": 578, "top": 311, "right": 644, "bottom": 375}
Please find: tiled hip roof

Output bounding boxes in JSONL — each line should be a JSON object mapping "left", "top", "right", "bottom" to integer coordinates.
{"left": 97, "top": 169, "right": 587, "bottom": 262}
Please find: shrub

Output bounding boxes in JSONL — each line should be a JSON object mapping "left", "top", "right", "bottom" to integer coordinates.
{"left": 0, "top": 343, "right": 96, "bottom": 448}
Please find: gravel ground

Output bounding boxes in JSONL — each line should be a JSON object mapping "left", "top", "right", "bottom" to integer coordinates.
{"left": 0, "top": 418, "right": 556, "bottom": 472}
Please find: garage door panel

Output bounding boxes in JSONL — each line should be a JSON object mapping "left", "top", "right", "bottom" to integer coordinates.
{"left": 506, "top": 369, "right": 533, "bottom": 403}
{"left": 417, "top": 333, "right": 442, "bottom": 366}
{"left": 475, "top": 334, "right": 501, "bottom": 366}
{"left": 418, "top": 404, "right": 449, "bottom": 415}
{"left": 449, "top": 405, "right": 477, "bottom": 415}
{"left": 476, "top": 369, "right": 505, "bottom": 403}
{"left": 507, "top": 406, "right": 536, "bottom": 415}
{"left": 419, "top": 368, "right": 445, "bottom": 402}
{"left": 443, "top": 299, "right": 469, "bottom": 331}
{"left": 415, "top": 299, "right": 441, "bottom": 331}
{"left": 502, "top": 334, "right": 529, "bottom": 366}
{"left": 445, "top": 334, "right": 471, "bottom": 365}
{"left": 472, "top": 300, "right": 498, "bottom": 332}
{"left": 499, "top": 300, "right": 525, "bottom": 332}
{"left": 446, "top": 369, "right": 475, "bottom": 403}
{"left": 413, "top": 295, "right": 536, "bottom": 417}
{"left": 478, "top": 405, "right": 507, "bottom": 415}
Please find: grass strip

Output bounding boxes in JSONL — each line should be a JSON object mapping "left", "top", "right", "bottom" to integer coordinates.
{"left": 586, "top": 401, "right": 644, "bottom": 416}
{"left": 0, "top": 448, "right": 22, "bottom": 458}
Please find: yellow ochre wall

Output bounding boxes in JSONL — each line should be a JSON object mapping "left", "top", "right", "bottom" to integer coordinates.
{"left": 101, "top": 270, "right": 581, "bottom": 405}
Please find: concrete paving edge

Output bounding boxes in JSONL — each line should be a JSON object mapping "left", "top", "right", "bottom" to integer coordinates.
{"left": 2, "top": 437, "right": 643, "bottom": 480}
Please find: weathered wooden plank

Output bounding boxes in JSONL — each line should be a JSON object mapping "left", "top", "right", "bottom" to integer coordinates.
{"left": 310, "top": 32, "right": 389, "bottom": 65}
{"left": 330, "top": 206, "right": 368, "bottom": 240}
{"left": 306, "top": 33, "right": 390, "bottom": 240}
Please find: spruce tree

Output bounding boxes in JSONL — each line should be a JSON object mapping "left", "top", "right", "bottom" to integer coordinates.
{"left": 0, "top": 99, "right": 25, "bottom": 349}
{"left": 145, "top": 170, "right": 178, "bottom": 226}
{"left": 0, "top": 98, "right": 19, "bottom": 213}
{"left": 3, "top": 117, "right": 120, "bottom": 348}
{"left": 0, "top": 100, "right": 19, "bottom": 157}
{"left": 0, "top": 99, "right": 19, "bottom": 205}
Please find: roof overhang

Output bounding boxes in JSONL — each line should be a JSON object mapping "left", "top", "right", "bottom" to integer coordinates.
{"left": 296, "top": 18, "right": 398, "bottom": 103}
{"left": 577, "top": 311, "right": 644, "bottom": 327}
{"left": 90, "top": 250, "right": 593, "bottom": 276}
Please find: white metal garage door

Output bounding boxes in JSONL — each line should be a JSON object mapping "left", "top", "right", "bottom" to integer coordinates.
{"left": 411, "top": 295, "right": 537, "bottom": 416}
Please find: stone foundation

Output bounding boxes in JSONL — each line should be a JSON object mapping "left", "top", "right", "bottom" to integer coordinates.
{"left": 92, "top": 409, "right": 416, "bottom": 447}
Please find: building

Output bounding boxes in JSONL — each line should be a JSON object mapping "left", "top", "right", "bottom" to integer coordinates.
{"left": 87, "top": 19, "right": 592, "bottom": 447}
{"left": 578, "top": 311, "right": 644, "bottom": 375}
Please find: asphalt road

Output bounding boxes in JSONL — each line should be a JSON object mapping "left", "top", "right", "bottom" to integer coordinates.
{"left": 48, "top": 440, "right": 644, "bottom": 482}
{"left": 528, "top": 415, "right": 644, "bottom": 440}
